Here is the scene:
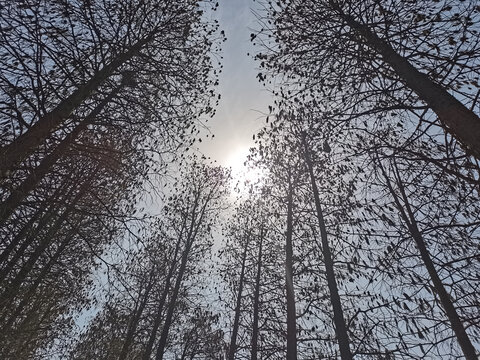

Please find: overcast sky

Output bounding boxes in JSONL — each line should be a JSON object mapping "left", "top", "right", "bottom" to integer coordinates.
{"left": 197, "top": 0, "right": 272, "bottom": 172}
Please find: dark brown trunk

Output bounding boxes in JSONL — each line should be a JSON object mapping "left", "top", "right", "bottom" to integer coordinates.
{"left": 285, "top": 175, "right": 297, "bottom": 360}
{"left": 0, "top": 84, "right": 122, "bottom": 224}
{"left": 380, "top": 159, "right": 477, "bottom": 360}
{"left": 251, "top": 226, "right": 264, "bottom": 360}
{"left": 154, "top": 238, "right": 192, "bottom": 360}
{"left": 0, "top": 180, "right": 69, "bottom": 270}
{"left": 228, "top": 231, "right": 250, "bottom": 360}
{"left": 332, "top": 3, "right": 480, "bottom": 158}
{"left": 303, "top": 138, "right": 353, "bottom": 360}
{"left": 0, "top": 34, "right": 152, "bottom": 176}
{"left": 143, "top": 195, "right": 201, "bottom": 360}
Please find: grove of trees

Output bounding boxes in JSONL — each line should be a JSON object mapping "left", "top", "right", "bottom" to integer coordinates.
{"left": 1, "top": 0, "right": 479, "bottom": 359}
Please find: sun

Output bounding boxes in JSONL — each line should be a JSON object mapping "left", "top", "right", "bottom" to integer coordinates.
{"left": 225, "top": 146, "right": 264, "bottom": 194}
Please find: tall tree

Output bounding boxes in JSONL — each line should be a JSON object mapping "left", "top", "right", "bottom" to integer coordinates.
{"left": 255, "top": 0, "right": 480, "bottom": 158}
{"left": 373, "top": 153, "right": 478, "bottom": 359}
{"left": 302, "top": 133, "right": 353, "bottom": 360}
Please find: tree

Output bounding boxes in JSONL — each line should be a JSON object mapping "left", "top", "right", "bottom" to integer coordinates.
{"left": 0, "top": 2, "right": 224, "bottom": 355}
{"left": 0, "top": 0, "right": 221, "bottom": 175}
{"left": 71, "top": 161, "right": 229, "bottom": 360}
{"left": 302, "top": 132, "right": 353, "bottom": 360}
{"left": 371, "top": 151, "right": 478, "bottom": 359}
{"left": 255, "top": 0, "right": 480, "bottom": 158}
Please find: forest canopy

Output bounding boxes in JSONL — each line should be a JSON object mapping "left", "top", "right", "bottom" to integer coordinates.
{"left": 0, "top": 0, "right": 479, "bottom": 359}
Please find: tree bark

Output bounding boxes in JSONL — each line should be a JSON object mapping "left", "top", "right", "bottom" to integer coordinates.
{"left": 142, "top": 235, "right": 184, "bottom": 360}
{"left": 1, "top": 225, "right": 75, "bottom": 327}
{"left": 154, "top": 238, "right": 192, "bottom": 360}
{"left": 0, "top": 183, "right": 74, "bottom": 284}
{"left": 379, "top": 158, "right": 477, "bottom": 360}
{"left": 228, "top": 230, "right": 250, "bottom": 360}
{"left": 285, "top": 174, "right": 297, "bottom": 360}
{"left": 0, "top": 180, "right": 69, "bottom": 270}
{"left": 332, "top": 1, "right": 480, "bottom": 159}
{"left": 303, "top": 138, "right": 353, "bottom": 360}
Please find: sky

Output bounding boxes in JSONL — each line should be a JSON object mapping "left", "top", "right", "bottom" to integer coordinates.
{"left": 197, "top": 0, "right": 272, "bottom": 175}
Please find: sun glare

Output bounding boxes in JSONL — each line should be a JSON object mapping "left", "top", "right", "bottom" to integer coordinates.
{"left": 225, "top": 146, "right": 264, "bottom": 194}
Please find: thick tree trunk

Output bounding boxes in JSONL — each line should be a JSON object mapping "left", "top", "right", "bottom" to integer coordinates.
{"left": 303, "top": 139, "right": 353, "bottom": 360}
{"left": 0, "top": 34, "right": 152, "bottom": 176}
{"left": 251, "top": 226, "right": 264, "bottom": 360}
{"left": 0, "top": 84, "right": 122, "bottom": 225}
{"left": 228, "top": 231, "right": 250, "bottom": 360}
{"left": 380, "top": 159, "right": 477, "bottom": 360}
{"left": 285, "top": 176, "right": 297, "bottom": 360}
{"left": 332, "top": 2, "right": 480, "bottom": 158}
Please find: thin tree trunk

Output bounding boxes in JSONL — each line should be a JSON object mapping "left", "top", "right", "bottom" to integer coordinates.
{"left": 0, "top": 83, "right": 123, "bottom": 224}
{"left": 0, "top": 180, "right": 69, "bottom": 269}
{"left": 142, "top": 199, "right": 197, "bottom": 360}
{"left": 0, "top": 177, "right": 90, "bottom": 307}
{"left": 251, "top": 226, "right": 264, "bottom": 360}
{"left": 154, "top": 238, "right": 192, "bottom": 360}
{"left": 0, "top": 183, "right": 75, "bottom": 284}
{"left": 379, "top": 158, "right": 477, "bottom": 360}
{"left": 2, "top": 225, "right": 75, "bottom": 327}
{"left": 0, "top": 34, "right": 153, "bottom": 176}
{"left": 155, "top": 185, "right": 218, "bottom": 360}
{"left": 228, "top": 230, "right": 250, "bottom": 360}
{"left": 285, "top": 174, "right": 297, "bottom": 360}
{"left": 119, "top": 270, "right": 156, "bottom": 360}
{"left": 303, "top": 138, "right": 353, "bottom": 360}
{"left": 331, "top": 1, "right": 480, "bottom": 158}
{"left": 179, "top": 334, "right": 192, "bottom": 360}
{"left": 142, "top": 240, "right": 183, "bottom": 360}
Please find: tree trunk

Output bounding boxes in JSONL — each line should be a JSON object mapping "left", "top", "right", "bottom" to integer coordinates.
{"left": 0, "top": 180, "right": 88, "bottom": 308}
{"left": 285, "top": 175, "right": 297, "bottom": 360}
{"left": 0, "top": 83, "right": 123, "bottom": 224}
{"left": 380, "top": 158, "right": 477, "bottom": 360}
{"left": 2, "top": 225, "right": 75, "bottom": 327}
{"left": 154, "top": 239, "right": 192, "bottom": 360}
{"left": 142, "top": 238, "right": 184, "bottom": 360}
{"left": 303, "top": 138, "right": 353, "bottom": 360}
{"left": 155, "top": 186, "right": 217, "bottom": 360}
{"left": 332, "top": 2, "right": 480, "bottom": 159}
{"left": 143, "top": 194, "right": 201, "bottom": 360}
{"left": 119, "top": 270, "right": 156, "bottom": 360}
{"left": 228, "top": 231, "right": 250, "bottom": 360}
{"left": 0, "top": 183, "right": 75, "bottom": 284}
{"left": 0, "top": 180, "right": 69, "bottom": 270}
{"left": 251, "top": 226, "right": 264, "bottom": 360}
{"left": 0, "top": 34, "right": 153, "bottom": 176}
